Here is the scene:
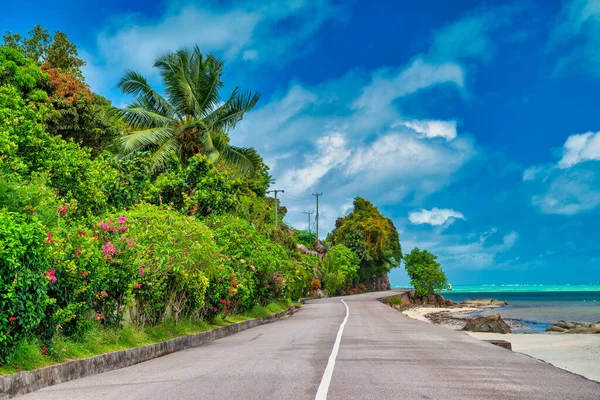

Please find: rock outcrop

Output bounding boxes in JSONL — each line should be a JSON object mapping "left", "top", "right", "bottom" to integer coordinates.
{"left": 546, "top": 320, "right": 600, "bottom": 334}
{"left": 384, "top": 290, "right": 452, "bottom": 310}
{"left": 462, "top": 314, "right": 512, "bottom": 334}
{"left": 296, "top": 244, "right": 319, "bottom": 257}
{"left": 461, "top": 298, "right": 507, "bottom": 307}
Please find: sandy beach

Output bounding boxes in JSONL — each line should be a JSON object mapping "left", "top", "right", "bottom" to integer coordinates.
{"left": 402, "top": 306, "right": 600, "bottom": 382}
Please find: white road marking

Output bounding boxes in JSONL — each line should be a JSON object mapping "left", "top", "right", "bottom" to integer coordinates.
{"left": 315, "top": 299, "right": 350, "bottom": 400}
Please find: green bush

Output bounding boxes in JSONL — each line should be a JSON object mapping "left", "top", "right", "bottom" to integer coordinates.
{"left": 403, "top": 248, "right": 447, "bottom": 297}
{"left": 125, "top": 204, "right": 216, "bottom": 326}
{"left": 0, "top": 211, "right": 50, "bottom": 362}
{"left": 320, "top": 244, "right": 359, "bottom": 295}
{"left": 207, "top": 215, "right": 314, "bottom": 309}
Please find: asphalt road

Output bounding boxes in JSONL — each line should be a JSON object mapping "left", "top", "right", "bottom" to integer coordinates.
{"left": 20, "top": 290, "right": 600, "bottom": 399}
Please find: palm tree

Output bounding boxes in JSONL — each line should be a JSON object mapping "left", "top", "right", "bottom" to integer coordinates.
{"left": 116, "top": 46, "right": 261, "bottom": 174}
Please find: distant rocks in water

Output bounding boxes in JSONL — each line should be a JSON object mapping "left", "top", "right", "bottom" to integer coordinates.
{"left": 546, "top": 320, "right": 600, "bottom": 334}
{"left": 461, "top": 298, "right": 507, "bottom": 307}
{"left": 462, "top": 314, "right": 512, "bottom": 334}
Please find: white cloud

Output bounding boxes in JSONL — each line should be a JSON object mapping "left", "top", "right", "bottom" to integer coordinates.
{"left": 399, "top": 120, "right": 457, "bottom": 141}
{"left": 428, "top": 4, "right": 528, "bottom": 63}
{"left": 532, "top": 168, "right": 600, "bottom": 215}
{"left": 83, "top": 0, "right": 338, "bottom": 92}
{"left": 525, "top": 130, "right": 600, "bottom": 215}
{"left": 278, "top": 133, "right": 351, "bottom": 193}
{"left": 558, "top": 131, "right": 600, "bottom": 168}
{"left": 408, "top": 208, "right": 465, "bottom": 226}
{"left": 551, "top": 0, "right": 600, "bottom": 76}
{"left": 353, "top": 58, "right": 464, "bottom": 112}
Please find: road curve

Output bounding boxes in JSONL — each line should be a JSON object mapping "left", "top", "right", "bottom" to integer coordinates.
{"left": 19, "top": 290, "right": 600, "bottom": 399}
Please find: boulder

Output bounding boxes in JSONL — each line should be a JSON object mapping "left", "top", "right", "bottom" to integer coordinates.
{"left": 546, "top": 320, "right": 600, "bottom": 334}
{"left": 462, "top": 314, "right": 512, "bottom": 334}
{"left": 462, "top": 298, "right": 507, "bottom": 307}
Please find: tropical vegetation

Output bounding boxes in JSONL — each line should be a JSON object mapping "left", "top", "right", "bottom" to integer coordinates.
{"left": 0, "top": 24, "right": 414, "bottom": 372}
{"left": 403, "top": 248, "right": 447, "bottom": 297}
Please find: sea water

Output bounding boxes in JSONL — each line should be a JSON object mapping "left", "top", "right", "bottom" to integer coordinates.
{"left": 395, "top": 284, "right": 600, "bottom": 333}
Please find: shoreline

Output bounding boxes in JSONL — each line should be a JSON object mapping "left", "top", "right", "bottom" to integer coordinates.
{"left": 400, "top": 305, "right": 600, "bottom": 382}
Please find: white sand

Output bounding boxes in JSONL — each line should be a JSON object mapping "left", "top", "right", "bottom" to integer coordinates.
{"left": 402, "top": 307, "right": 480, "bottom": 322}
{"left": 468, "top": 332, "right": 600, "bottom": 382}
{"left": 401, "top": 307, "right": 600, "bottom": 382}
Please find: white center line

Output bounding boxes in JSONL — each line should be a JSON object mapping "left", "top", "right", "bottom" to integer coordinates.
{"left": 315, "top": 299, "right": 350, "bottom": 400}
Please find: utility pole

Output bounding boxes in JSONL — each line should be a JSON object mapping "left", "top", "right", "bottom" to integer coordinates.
{"left": 267, "top": 189, "right": 284, "bottom": 226}
{"left": 302, "top": 210, "right": 314, "bottom": 233}
{"left": 312, "top": 193, "right": 323, "bottom": 240}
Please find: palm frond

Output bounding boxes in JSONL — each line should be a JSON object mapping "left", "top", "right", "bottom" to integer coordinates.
{"left": 209, "top": 90, "right": 260, "bottom": 132}
{"left": 117, "top": 127, "right": 175, "bottom": 156}
{"left": 147, "top": 137, "right": 180, "bottom": 173}
{"left": 117, "top": 70, "right": 175, "bottom": 118}
{"left": 220, "top": 145, "right": 262, "bottom": 176}
{"left": 197, "top": 55, "right": 224, "bottom": 117}
{"left": 118, "top": 103, "right": 173, "bottom": 129}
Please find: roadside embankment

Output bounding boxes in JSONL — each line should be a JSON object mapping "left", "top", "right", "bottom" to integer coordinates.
{"left": 0, "top": 305, "right": 298, "bottom": 399}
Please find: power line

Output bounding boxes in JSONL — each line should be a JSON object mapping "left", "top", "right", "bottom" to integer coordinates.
{"left": 302, "top": 210, "right": 314, "bottom": 233}
{"left": 267, "top": 189, "right": 284, "bottom": 226}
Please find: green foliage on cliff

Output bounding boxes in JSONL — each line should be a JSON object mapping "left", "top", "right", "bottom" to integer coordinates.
{"left": 328, "top": 198, "right": 402, "bottom": 283}
{"left": 403, "top": 248, "right": 447, "bottom": 297}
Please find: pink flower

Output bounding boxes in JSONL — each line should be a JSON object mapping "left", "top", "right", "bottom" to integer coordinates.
{"left": 276, "top": 273, "right": 281, "bottom": 278}
{"left": 80, "top": 271, "right": 87, "bottom": 277}
{"left": 136, "top": 283, "right": 142, "bottom": 289}
{"left": 45, "top": 269, "right": 57, "bottom": 284}
{"left": 99, "top": 221, "right": 109, "bottom": 231}
{"left": 265, "top": 282, "right": 269, "bottom": 287}
{"left": 56, "top": 205, "right": 67, "bottom": 215}
{"left": 95, "top": 313, "right": 105, "bottom": 320}
{"left": 74, "top": 248, "right": 82, "bottom": 257}
{"left": 45, "top": 232, "right": 55, "bottom": 243}
{"left": 139, "top": 267, "right": 145, "bottom": 276}
{"left": 103, "top": 242, "right": 116, "bottom": 256}
{"left": 118, "top": 216, "right": 127, "bottom": 224}
{"left": 118, "top": 225, "right": 129, "bottom": 233}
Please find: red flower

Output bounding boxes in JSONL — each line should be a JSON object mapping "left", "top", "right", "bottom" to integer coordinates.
{"left": 56, "top": 205, "right": 67, "bottom": 215}
{"left": 41, "top": 348, "right": 48, "bottom": 355}
{"left": 45, "top": 232, "right": 55, "bottom": 243}
{"left": 8, "top": 317, "right": 16, "bottom": 322}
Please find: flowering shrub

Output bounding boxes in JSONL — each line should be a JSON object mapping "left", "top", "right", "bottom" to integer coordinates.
{"left": 43, "top": 214, "right": 137, "bottom": 337}
{"left": 207, "top": 215, "right": 316, "bottom": 308}
{"left": 0, "top": 211, "right": 50, "bottom": 362}
{"left": 125, "top": 204, "right": 215, "bottom": 326}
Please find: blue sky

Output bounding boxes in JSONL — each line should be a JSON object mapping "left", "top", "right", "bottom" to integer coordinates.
{"left": 4, "top": 0, "right": 600, "bottom": 286}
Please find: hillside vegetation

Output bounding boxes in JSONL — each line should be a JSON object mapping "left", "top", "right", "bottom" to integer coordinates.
{"left": 0, "top": 25, "right": 409, "bottom": 371}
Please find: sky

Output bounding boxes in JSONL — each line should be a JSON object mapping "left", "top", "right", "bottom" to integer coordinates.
{"left": 3, "top": 0, "right": 600, "bottom": 286}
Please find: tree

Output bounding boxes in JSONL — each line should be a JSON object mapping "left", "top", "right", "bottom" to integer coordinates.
{"left": 403, "top": 248, "right": 447, "bottom": 297}
{"left": 42, "top": 65, "right": 122, "bottom": 153}
{"left": 2, "top": 25, "right": 85, "bottom": 79}
{"left": 116, "top": 46, "right": 261, "bottom": 174}
{"left": 328, "top": 198, "right": 402, "bottom": 286}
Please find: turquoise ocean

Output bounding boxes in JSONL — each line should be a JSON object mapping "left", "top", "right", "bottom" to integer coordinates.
{"left": 393, "top": 284, "right": 600, "bottom": 333}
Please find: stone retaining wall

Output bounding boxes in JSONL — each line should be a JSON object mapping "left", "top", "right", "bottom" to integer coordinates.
{"left": 0, "top": 306, "right": 297, "bottom": 399}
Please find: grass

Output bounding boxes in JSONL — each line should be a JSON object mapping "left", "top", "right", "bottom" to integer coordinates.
{"left": 0, "top": 300, "right": 292, "bottom": 376}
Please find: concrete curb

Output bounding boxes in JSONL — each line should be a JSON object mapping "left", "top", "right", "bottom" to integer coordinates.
{"left": 0, "top": 306, "right": 298, "bottom": 399}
